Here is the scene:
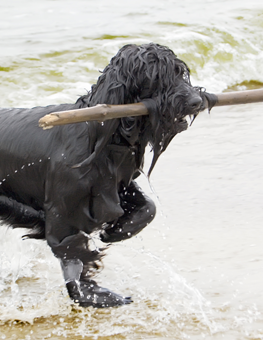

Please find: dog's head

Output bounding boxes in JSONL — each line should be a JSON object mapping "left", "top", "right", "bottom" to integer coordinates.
{"left": 85, "top": 43, "right": 212, "bottom": 174}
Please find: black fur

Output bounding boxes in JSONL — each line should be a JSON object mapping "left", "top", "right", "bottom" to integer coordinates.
{"left": 0, "top": 43, "right": 215, "bottom": 307}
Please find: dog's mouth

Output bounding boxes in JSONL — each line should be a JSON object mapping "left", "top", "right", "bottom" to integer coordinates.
{"left": 177, "top": 113, "right": 198, "bottom": 129}
{"left": 186, "top": 113, "right": 198, "bottom": 126}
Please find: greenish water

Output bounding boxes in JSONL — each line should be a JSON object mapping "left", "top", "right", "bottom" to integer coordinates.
{"left": 1, "top": 0, "right": 263, "bottom": 109}
{"left": 1, "top": 0, "right": 263, "bottom": 339}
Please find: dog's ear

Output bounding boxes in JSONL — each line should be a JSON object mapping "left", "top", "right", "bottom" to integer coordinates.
{"left": 140, "top": 98, "right": 162, "bottom": 177}
{"left": 142, "top": 98, "right": 160, "bottom": 133}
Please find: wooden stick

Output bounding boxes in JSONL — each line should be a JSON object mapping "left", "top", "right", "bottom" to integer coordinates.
{"left": 38, "top": 89, "right": 263, "bottom": 129}
{"left": 38, "top": 103, "right": 148, "bottom": 129}
{"left": 215, "top": 88, "right": 263, "bottom": 106}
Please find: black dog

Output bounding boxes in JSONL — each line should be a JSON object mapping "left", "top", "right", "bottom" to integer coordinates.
{"left": 0, "top": 43, "right": 215, "bottom": 308}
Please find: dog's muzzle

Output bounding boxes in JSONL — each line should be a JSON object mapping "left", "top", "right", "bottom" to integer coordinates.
{"left": 179, "top": 93, "right": 204, "bottom": 128}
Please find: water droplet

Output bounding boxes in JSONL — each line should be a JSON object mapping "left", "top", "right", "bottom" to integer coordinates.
{"left": 39, "top": 159, "right": 42, "bottom": 162}
{"left": 14, "top": 170, "right": 18, "bottom": 173}
{"left": 21, "top": 165, "right": 25, "bottom": 170}
{"left": 28, "top": 163, "right": 31, "bottom": 166}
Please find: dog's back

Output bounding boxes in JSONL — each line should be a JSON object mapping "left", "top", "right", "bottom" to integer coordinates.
{"left": 0, "top": 104, "right": 76, "bottom": 208}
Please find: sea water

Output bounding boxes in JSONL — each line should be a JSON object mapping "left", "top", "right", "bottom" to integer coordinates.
{"left": 0, "top": 0, "right": 263, "bottom": 339}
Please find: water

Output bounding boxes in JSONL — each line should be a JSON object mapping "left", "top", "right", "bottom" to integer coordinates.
{"left": 0, "top": 0, "right": 263, "bottom": 339}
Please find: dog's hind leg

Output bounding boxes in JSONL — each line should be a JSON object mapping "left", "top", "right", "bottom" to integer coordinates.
{"left": 46, "top": 218, "right": 132, "bottom": 308}
{"left": 100, "top": 181, "right": 156, "bottom": 243}
{"left": 0, "top": 195, "right": 45, "bottom": 232}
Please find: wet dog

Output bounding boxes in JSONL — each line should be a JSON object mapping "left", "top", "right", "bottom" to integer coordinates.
{"left": 0, "top": 43, "right": 215, "bottom": 307}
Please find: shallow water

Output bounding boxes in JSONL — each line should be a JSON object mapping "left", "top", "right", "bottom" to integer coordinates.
{"left": 0, "top": 0, "right": 263, "bottom": 339}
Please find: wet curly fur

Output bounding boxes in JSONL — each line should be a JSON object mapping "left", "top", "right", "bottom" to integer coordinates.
{"left": 0, "top": 43, "right": 215, "bottom": 307}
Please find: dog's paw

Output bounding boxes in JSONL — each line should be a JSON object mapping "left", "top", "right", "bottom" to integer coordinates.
{"left": 66, "top": 280, "right": 133, "bottom": 308}
{"left": 100, "top": 228, "right": 132, "bottom": 243}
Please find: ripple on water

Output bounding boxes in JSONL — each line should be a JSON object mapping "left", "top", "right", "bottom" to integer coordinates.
{"left": 0, "top": 228, "right": 221, "bottom": 339}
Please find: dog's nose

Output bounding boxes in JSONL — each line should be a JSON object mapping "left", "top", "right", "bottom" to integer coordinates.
{"left": 188, "top": 96, "right": 202, "bottom": 110}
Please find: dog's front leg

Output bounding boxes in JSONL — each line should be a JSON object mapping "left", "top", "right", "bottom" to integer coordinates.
{"left": 100, "top": 180, "right": 156, "bottom": 243}
{"left": 46, "top": 216, "right": 132, "bottom": 308}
